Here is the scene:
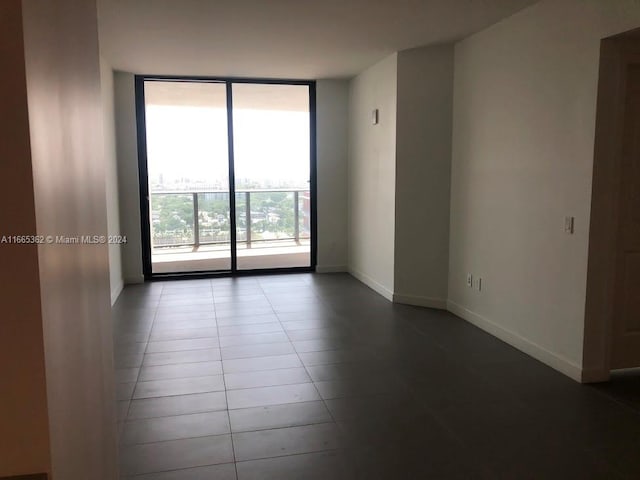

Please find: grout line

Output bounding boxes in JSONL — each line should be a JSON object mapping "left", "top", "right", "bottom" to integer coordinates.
{"left": 211, "top": 279, "right": 240, "bottom": 479}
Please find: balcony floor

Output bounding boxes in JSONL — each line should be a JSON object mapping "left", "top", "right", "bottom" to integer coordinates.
{"left": 152, "top": 240, "right": 310, "bottom": 273}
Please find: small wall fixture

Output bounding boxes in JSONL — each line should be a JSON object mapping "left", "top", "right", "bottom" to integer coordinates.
{"left": 372, "top": 108, "right": 379, "bottom": 125}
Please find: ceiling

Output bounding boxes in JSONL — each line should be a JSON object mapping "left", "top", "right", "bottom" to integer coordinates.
{"left": 97, "top": 0, "right": 538, "bottom": 79}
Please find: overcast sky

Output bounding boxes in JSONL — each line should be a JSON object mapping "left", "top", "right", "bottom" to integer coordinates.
{"left": 145, "top": 105, "right": 310, "bottom": 190}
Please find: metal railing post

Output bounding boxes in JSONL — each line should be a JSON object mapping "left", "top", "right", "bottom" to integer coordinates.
{"left": 294, "top": 191, "right": 300, "bottom": 244}
{"left": 245, "top": 191, "right": 251, "bottom": 248}
{"left": 193, "top": 192, "right": 200, "bottom": 248}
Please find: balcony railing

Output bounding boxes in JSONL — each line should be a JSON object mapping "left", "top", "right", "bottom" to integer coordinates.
{"left": 149, "top": 189, "right": 310, "bottom": 249}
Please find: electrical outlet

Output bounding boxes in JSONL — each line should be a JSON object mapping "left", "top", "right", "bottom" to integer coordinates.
{"left": 476, "top": 277, "right": 482, "bottom": 291}
{"left": 467, "top": 273, "right": 473, "bottom": 287}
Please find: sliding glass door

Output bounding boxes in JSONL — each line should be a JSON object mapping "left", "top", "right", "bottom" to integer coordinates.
{"left": 232, "top": 83, "right": 311, "bottom": 270}
{"left": 137, "top": 77, "right": 315, "bottom": 277}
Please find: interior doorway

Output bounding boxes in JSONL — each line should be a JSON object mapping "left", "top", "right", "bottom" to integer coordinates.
{"left": 135, "top": 77, "right": 316, "bottom": 278}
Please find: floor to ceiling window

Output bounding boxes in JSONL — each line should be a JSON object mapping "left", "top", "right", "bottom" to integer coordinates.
{"left": 136, "top": 77, "right": 316, "bottom": 277}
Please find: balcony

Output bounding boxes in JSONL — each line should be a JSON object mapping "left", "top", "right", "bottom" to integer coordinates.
{"left": 150, "top": 189, "right": 310, "bottom": 272}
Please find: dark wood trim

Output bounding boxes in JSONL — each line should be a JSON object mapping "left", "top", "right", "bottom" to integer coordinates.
{"left": 583, "top": 35, "right": 640, "bottom": 381}
{"left": 1, "top": 475, "right": 48, "bottom": 480}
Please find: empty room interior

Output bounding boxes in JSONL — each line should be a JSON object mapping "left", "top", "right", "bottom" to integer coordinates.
{"left": 4, "top": 0, "right": 640, "bottom": 478}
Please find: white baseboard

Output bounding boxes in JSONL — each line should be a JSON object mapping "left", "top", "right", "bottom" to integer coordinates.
{"left": 316, "top": 265, "right": 348, "bottom": 273}
{"left": 348, "top": 268, "right": 394, "bottom": 302}
{"left": 110, "top": 281, "right": 124, "bottom": 306}
{"left": 447, "top": 300, "right": 584, "bottom": 383}
{"left": 393, "top": 293, "right": 447, "bottom": 310}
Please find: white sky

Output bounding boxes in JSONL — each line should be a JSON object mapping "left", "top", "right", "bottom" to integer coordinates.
{"left": 146, "top": 105, "right": 310, "bottom": 190}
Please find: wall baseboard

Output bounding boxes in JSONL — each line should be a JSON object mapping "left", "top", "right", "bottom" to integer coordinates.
{"left": 110, "top": 280, "right": 124, "bottom": 306}
{"left": 447, "top": 300, "right": 584, "bottom": 383}
{"left": 348, "top": 268, "right": 394, "bottom": 302}
{"left": 316, "top": 265, "right": 348, "bottom": 273}
{"left": 393, "top": 293, "right": 447, "bottom": 310}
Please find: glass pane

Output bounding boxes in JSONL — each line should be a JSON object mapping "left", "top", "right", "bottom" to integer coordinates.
{"left": 232, "top": 83, "right": 311, "bottom": 270}
{"left": 144, "top": 81, "right": 231, "bottom": 273}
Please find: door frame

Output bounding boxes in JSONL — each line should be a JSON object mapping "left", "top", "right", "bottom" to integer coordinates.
{"left": 583, "top": 32, "right": 640, "bottom": 382}
{"left": 134, "top": 75, "right": 318, "bottom": 279}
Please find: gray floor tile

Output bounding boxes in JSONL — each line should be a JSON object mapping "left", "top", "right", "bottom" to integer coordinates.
{"left": 298, "top": 348, "right": 377, "bottom": 366}
{"left": 221, "top": 342, "right": 295, "bottom": 360}
{"left": 133, "top": 375, "right": 225, "bottom": 399}
{"left": 144, "top": 348, "right": 221, "bottom": 366}
{"left": 233, "top": 422, "right": 343, "bottom": 461}
{"left": 236, "top": 450, "right": 352, "bottom": 480}
{"left": 113, "top": 275, "right": 640, "bottom": 480}
{"left": 219, "top": 332, "right": 290, "bottom": 347}
{"left": 222, "top": 354, "right": 302, "bottom": 373}
{"left": 146, "top": 338, "right": 219, "bottom": 353}
{"left": 125, "top": 463, "right": 237, "bottom": 480}
{"left": 128, "top": 392, "right": 227, "bottom": 419}
{"left": 120, "top": 435, "right": 234, "bottom": 475}
{"left": 229, "top": 401, "right": 333, "bottom": 432}
{"left": 227, "top": 383, "right": 320, "bottom": 409}
{"left": 216, "top": 313, "right": 280, "bottom": 326}
{"left": 139, "top": 361, "right": 223, "bottom": 381}
{"left": 122, "top": 411, "right": 230, "bottom": 444}
{"left": 217, "top": 323, "right": 284, "bottom": 337}
{"left": 150, "top": 327, "right": 219, "bottom": 342}
{"left": 224, "top": 367, "right": 310, "bottom": 390}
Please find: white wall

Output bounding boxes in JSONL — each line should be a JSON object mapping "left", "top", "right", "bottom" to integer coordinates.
{"left": 101, "top": 57, "right": 124, "bottom": 303}
{"left": 114, "top": 71, "right": 144, "bottom": 284}
{"left": 0, "top": 2, "right": 51, "bottom": 475}
{"left": 448, "top": 0, "right": 640, "bottom": 381}
{"left": 22, "top": 0, "right": 118, "bottom": 476}
{"left": 347, "top": 54, "right": 398, "bottom": 299}
{"left": 316, "top": 80, "right": 349, "bottom": 272}
{"left": 393, "top": 45, "right": 453, "bottom": 309}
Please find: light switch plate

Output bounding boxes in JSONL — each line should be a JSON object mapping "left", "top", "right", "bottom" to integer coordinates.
{"left": 564, "top": 216, "right": 575, "bottom": 234}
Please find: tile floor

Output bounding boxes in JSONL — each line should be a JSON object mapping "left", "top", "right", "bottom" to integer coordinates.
{"left": 113, "top": 273, "right": 640, "bottom": 479}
